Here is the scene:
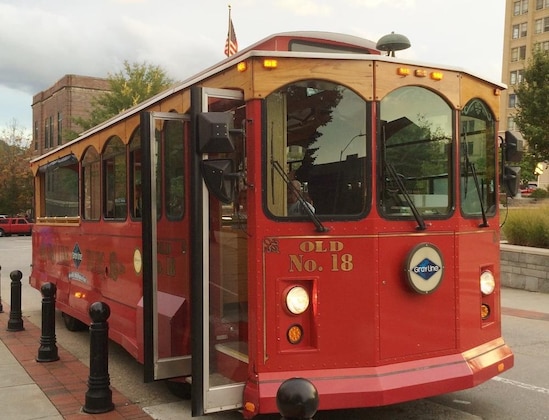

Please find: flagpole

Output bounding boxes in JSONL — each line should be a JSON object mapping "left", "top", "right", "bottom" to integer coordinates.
{"left": 228, "top": 5, "right": 232, "bottom": 43}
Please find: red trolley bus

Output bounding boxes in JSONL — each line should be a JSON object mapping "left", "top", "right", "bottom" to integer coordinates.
{"left": 30, "top": 31, "right": 517, "bottom": 418}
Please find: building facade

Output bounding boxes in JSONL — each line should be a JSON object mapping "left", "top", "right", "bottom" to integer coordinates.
{"left": 31, "top": 75, "right": 110, "bottom": 157}
{"left": 501, "top": 0, "right": 549, "bottom": 186}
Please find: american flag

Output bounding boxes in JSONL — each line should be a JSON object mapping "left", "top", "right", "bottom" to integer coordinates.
{"left": 224, "top": 12, "right": 238, "bottom": 57}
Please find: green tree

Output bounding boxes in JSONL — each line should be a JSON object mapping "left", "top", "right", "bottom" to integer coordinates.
{"left": 0, "top": 120, "right": 33, "bottom": 216}
{"left": 72, "top": 60, "right": 175, "bottom": 134}
{"left": 514, "top": 49, "right": 549, "bottom": 176}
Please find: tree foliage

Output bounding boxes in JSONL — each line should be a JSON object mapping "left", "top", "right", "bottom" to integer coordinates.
{"left": 514, "top": 49, "right": 549, "bottom": 164}
{"left": 0, "top": 120, "right": 33, "bottom": 216}
{"left": 73, "top": 60, "right": 175, "bottom": 133}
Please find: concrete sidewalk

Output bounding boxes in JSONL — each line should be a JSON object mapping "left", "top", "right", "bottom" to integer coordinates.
{"left": 0, "top": 287, "right": 547, "bottom": 420}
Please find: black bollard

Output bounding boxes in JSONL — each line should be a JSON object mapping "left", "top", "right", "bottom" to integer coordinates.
{"left": 83, "top": 301, "right": 114, "bottom": 414}
{"left": 36, "top": 282, "right": 59, "bottom": 362}
{"left": 7, "top": 270, "right": 24, "bottom": 331}
{"left": 0, "top": 265, "right": 3, "bottom": 313}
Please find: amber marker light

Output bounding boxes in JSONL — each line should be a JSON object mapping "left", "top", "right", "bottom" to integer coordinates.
{"left": 397, "top": 67, "right": 410, "bottom": 76}
{"left": 237, "top": 61, "right": 248, "bottom": 72}
{"left": 244, "top": 402, "right": 256, "bottom": 413}
{"left": 494, "top": 88, "right": 501, "bottom": 96}
{"left": 430, "top": 71, "right": 444, "bottom": 81}
{"left": 414, "top": 69, "right": 427, "bottom": 77}
{"left": 263, "top": 59, "right": 278, "bottom": 69}
{"left": 287, "top": 324, "right": 303, "bottom": 344}
{"left": 481, "top": 304, "right": 491, "bottom": 320}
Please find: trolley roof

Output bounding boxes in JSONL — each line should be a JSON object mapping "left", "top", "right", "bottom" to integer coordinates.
{"left": 31, "top": 31, "right": 505, "bottom": 164}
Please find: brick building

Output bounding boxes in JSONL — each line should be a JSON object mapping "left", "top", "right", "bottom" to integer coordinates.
{"left": 31, "top": 75, "right": 110, "bottom": 156}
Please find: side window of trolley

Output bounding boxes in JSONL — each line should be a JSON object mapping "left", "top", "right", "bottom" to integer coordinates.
{"left": 164, "top": 119, "right": 185, "bottom": 220}
{"left": 379, "top": 86, "right": 452, "bottom": 218}
{"left": 265, "top": 79, "right": 369, "bottom": 218}
{"left": 129, "top": 129, "right": 142, "bottom": 219}
{"left": 460, "top": 99, "right": 497, "bottom": 216}
{"left": 152, "top": 116, "right": 187, "bottom": 220}
{"left": 39, "top": 155, "right": 79, "bottom": 218}
{"left": 103, "top": 136, "right": 127, "bottom": 220}
{"left": 82, "top": 146, "right": 101, "bottom": 220}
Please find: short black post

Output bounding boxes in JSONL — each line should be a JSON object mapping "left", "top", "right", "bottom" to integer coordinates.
{"left": 36, "top": 282, "right": 59, "bottom": 362}
{"left": 7, "top": 270, "right": 24, "bottom": 331}
{"left": 83, "top": 302, "right": 114, "bottom": 414}
{"left": 0, "top": 265, "right": 3, "bottom": 313}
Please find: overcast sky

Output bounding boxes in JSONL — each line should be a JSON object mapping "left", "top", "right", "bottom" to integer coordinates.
{"left": 0, "top": 0, "right": 505, "bottom": 132}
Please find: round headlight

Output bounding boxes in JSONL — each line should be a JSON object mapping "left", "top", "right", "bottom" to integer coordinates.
{"left": 480, "top": 270, "right": 495, "bottom": 295}
{"left": 286, "top": 286, "right": 310, "bottom": 315}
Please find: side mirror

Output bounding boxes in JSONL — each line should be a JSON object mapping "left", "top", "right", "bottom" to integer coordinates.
{"left": 504, "top": 130, "right": 524, "bottom": 162}
{"left": 201, "top": 159, "right": 236, "bottom": 204}
{"left": 502, "top": 165, "right": 521, "bottom": 197}
{"left": 197, "top": 112, "right": 235, "bottom": 154}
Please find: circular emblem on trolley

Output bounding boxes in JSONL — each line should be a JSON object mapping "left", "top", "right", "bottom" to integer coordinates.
{"left": 133, "top": 248, "right": 142, "bottom": 274}
{"left": 405, "top": 242, "right": 444, "bottom": 294}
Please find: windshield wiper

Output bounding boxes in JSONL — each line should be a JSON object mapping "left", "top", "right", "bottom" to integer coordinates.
{"left": 466, "top": 161, "right": 489, "bottom": 227}
{"left": 271, "top": 159, "right": 328, "bottom": 233}
{"left": 462, "top": 134, "right": 488, "bottom": 228}
{"left": 385, "top": 163, "right": 426, "bottom": 231}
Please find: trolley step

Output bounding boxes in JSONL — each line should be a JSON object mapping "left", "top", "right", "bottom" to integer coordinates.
{"left": 214, "top": 341, "right": 248, "bottom": 382}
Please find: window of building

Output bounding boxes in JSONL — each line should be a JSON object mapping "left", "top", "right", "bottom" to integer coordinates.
{"left": 514, "top": 0, "right": 528, "bottom": 14}
{"left": 509, "top": 94, "right": 518, "bottom": 108}
{"left": 544, "top": 16, "right": 549, "bottom": 32}
{"left": 507, "top": 117, "right": 516, "bottom": 131}
{"left": 511, "top": 48, "right": 518, "bottom": 62}
{"left": 44, "top": 118, "right": 49, "bottom": 149}
{"left": 34, "top": 121, "right": 38, "bottom": 150}
{"left": 535, "top": 18, "right": 542, "bottom": 34}
{"left": 519, "top": 45, "right": 526, "bottom": 60}
{"left": 57, "top": 112, "right": 62, "bottom": 145}
{"left": 510, "top": 69, "right": 524, "bottom": 85}
{"left": 520, "top": 22, "right": 528, "bottom": 37}
{"left": 512, "top": 24, "right": 519, "bottom": 39}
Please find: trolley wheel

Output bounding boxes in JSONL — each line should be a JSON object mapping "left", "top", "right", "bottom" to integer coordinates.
{"left": 166, "top": 379, "right": 192, "bottom": 399}
{"left": 62, "top": 312, "right": 88, "bottom": 331}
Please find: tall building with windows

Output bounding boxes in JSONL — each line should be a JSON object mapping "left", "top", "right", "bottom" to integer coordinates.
{"left": 501, "top": 0, "right": 549, "bottom": 187}
{"left": 31, "top": 75, "right": 110, "bottom": 157}
{"left": 501, "top": 0, "right": 549, "bottom": 132}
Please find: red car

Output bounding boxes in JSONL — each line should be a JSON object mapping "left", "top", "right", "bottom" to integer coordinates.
{"left": 0, "top": 217, "right": 33, "bottom": 236}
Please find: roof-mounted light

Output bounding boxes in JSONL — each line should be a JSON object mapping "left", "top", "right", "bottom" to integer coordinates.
{"left": 263, "top": 59, "right": 278, "bottom": 69}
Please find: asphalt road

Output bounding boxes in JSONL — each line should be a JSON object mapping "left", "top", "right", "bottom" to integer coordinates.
{"left": 1, "top": 236, "right": 548, "bottom": 419}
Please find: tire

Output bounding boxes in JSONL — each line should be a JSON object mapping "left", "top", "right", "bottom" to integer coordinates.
{"left": 62, "top": 312, "right": 88, "bottom": 332}
{"left": 0, "top": 229, "right": 4, "bottom": 237}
